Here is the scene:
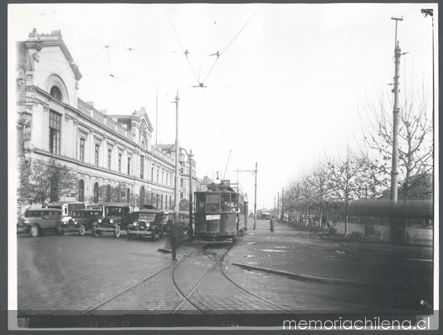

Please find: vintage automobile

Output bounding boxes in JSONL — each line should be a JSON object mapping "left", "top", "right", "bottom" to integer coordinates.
{"left": 22, "top": 208, "right": 63, "bottom": 237}
{"left": 57, "top": 207, "right": 104, "bottom": 236}
{"left": 46, "top": 201, "right": 86, "bottom": 227}
{"left": 163, "top": 211, "right": 189, "bottom": 239}
{"left": 126, "top": 209, "right": 166, "bottom": 240}
{"left": 91, "top": 203, "right": 131, "bottom": 238}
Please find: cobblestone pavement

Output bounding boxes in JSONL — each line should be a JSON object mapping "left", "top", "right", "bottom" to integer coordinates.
{"left": 17, "top": 219, "right": 432, "bottom": 314}
{"left": 17, "top": 231, "right": 189, "bottom": 313}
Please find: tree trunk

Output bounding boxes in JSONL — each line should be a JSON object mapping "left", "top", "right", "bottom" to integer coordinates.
{"left": 319, "top": 208, "right": 323, "bottom": 228}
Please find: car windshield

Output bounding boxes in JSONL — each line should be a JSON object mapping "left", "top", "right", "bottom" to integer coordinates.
{"left": 25, "top": 211, "right": 43, "bottom": 217}
{"left": 105, "top": 207, "right": 123, "bottom": 216}
{"left": 73, "top": 210, "right": 102, "bottom": 218}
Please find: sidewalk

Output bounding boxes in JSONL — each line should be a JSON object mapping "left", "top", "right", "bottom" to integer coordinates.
{"left": 223, "top": 219, "right": 433, "bottom": 310}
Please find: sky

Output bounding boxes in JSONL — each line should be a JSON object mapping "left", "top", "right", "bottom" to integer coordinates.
{"left": 9, "top": 3, "right": 437, "bottom": 209}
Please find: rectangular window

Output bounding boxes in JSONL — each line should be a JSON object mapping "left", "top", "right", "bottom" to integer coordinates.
{"left": 49, "top": 110, "right": 61, "bottom": 154}
{"left": 79, "top": 138, "right": 85, "bottom": 162}
{"left": 127, "top": 156, "right": 131, "bottom": 175}
{"left": 95, "top": 144, "right": 100, "bottom": 166}
{"left": 180, "top": 178, "right": 184, "bottom": 188}
{"left": 118, "top": 153, "right": 122, "bottom": 172}
{"left": 140, "top": 155, "right": 144, "bottom": 179}
{"left": 151, "top": 166, "right": 154, "bottom": 181}
{"left": 107, "top": 148, "right": 112, "bottom": 169}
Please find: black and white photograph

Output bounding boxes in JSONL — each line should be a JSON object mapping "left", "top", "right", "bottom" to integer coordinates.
{"left": 7, "top": 1, "right": 438, "bottom": 331}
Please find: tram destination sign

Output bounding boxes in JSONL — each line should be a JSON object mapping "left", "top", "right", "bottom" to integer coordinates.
{"left": 205, "top": 214, "right": 221, "bottom": 220}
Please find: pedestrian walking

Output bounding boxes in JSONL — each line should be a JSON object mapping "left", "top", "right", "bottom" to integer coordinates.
{"left": 169, "top": 218, "right": 179, "bottom": 261}
{"left": 270, "top": 218, "right": 274, "bottom": 232}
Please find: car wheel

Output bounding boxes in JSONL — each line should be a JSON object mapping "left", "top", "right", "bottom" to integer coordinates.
{"left": 57, "top": 226, "right": 65, "bottom": 235}
{"left": 30, "top": 225, "right": 39, "bottom": 238}
{"left": 92, "top": 227, "right": 98, "bottom": 237}
{"left": 114, "top": 225, "right": 121, "bottom": 238}
{"left": 79, "top": 224, "right": 86, "bottom": 236}
{"left": 151, "top": 231, "right": 159, "bottom": 241}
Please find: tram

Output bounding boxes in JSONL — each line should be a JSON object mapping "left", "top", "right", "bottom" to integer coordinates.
{"left": 194, "top": 180, "right": 248, "bottom": 241}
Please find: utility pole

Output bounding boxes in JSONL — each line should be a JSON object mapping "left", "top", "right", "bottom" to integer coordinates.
{"left": 281, "top": 188, "right": 284, "bottom": 222}
{"left": 254, "top": 162, "right": 257, "bottom": 230}
{"left": 277, "top": 191, "right": 280, "bottom": 221}
{"left": 173, "top": 91, "right": 180, "bottom": 224}
{"left": 156, "top": 86, "right": 159, "bottom": 145}
{"left": 188, "top": 150, "right": 194, "bottom": 238}
{"left": 390, "top": 17, "right": 403, "bottom": 203}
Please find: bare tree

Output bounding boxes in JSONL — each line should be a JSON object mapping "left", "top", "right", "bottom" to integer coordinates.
{"left": 285, "top": 181, "right": 303, "bottom": 223}
{"left": 308, "top": 164, "right": 332, "bottom": 227}
{"left": 363, "top": 87, "right": 433, "bottom": 199}
{"left": 18, "top": 158, "right": 77, "bottom": 206}
{"left": 327, "top": 152, "right": 374, "bottom": 235}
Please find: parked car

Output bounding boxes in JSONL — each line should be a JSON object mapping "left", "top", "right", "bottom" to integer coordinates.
{"left": 57, "top": 207, "right": 104, "bottom": 236}
{"left": 22, "top": 208, "right": 63, "bottom": 237}
{"left": 126, "top": 209, "right": 166, "bottom": 240}
{"left": 91, "top": 203, "right": 131, "bottom": 238}
{"left": 46, "top": 201, "right": 86, "bottom": 226}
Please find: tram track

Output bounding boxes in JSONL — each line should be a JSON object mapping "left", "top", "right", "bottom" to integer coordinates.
{"left": 82, "top": 239, "right": 289, "bottom": 314}
{"left": 171, "top": 241, "right": 290, "bottom": 313}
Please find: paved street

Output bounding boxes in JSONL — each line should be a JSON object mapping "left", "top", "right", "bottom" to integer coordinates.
{"left": 17, "top": 219, "right": 433, "bottom": 314}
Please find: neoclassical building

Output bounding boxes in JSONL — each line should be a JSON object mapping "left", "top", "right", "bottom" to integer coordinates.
{"left": 16, "top": 29, "right": 200, "bottom": 210}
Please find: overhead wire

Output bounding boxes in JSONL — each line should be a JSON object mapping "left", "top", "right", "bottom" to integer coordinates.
{"left": 201, "top": 10, "right": 257, "bottom": 84}
{"left": 166, "top": 14, "right": 200, "bottom": 85}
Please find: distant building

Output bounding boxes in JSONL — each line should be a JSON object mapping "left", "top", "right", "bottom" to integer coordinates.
{"left": 16, "top": 29, "right": 199, "bottom": 210}
{"left": 380, "top": 173, "right": 433, "bottom": 200}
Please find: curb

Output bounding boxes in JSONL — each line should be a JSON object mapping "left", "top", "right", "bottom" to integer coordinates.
{"left": 232, "top": 262, "right": 377, "bottom": 287}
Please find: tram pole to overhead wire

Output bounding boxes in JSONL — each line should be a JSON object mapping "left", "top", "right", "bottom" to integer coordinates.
{"left": 253, "top": 162, "right": 258, "bottom": 230}
{"left": 390, "top": 17, "right": 403, "bottom": 203}
{"left": 173, "top": 91, "right": 180, "bottom": 224}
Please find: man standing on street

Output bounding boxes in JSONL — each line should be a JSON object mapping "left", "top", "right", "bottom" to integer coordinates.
{"left": 169, "top": 218, "right": 179, "bottom": 261}
{"left": 270, "top": 217, "right": 274, "bottom": 232}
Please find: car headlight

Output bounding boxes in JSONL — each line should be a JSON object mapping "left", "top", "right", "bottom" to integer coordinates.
{"left": 110, "top": 219, "right": 114, "bottom": 224}
{"left": 146, "top": 223, "right": 150, "bottom": 228}
{"left": 98, "top": 219, "right": 102, "bottom": 223}
{"left": 133, "top": 222, "right": 138, "bottom": 226}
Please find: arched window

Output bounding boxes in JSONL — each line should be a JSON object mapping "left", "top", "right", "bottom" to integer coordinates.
{"left": 50, "top": 182, "right": 58, "bottom": 202}
{"left": 93, "top": 182, "right": 99, "bottom": 203}
{"left": 140, "top": 186, "right": 145, "bottom": 205}
{"left": 106, "top": 184, "right": 111, "bottom": 202}
{"left": 78, "top": 180, "right": 85, "bottom": 202}
{"left": 50, "top": 85, "right": 63, "bottom": 101}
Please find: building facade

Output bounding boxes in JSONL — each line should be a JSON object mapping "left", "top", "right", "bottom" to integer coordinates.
{"left": 16, "top": 29, "right": 200, "bottom": 210}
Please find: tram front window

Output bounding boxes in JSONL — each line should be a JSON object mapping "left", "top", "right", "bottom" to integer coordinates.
{"left": 206, "top": 194, "right": 220, "bottom": 213}
{"left": 221, "top": 194, "right": 231, "bottom": 212}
